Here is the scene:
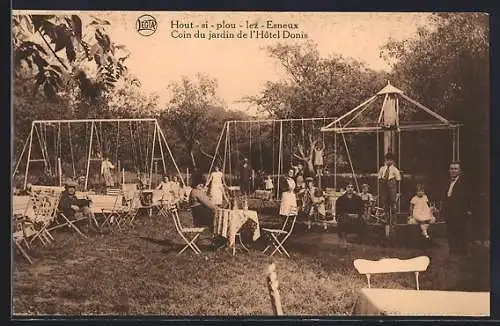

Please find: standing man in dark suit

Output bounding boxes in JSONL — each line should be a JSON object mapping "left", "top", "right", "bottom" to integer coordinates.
{"left": 441, "top": 161, "right": 472, "bottom": 259}
{"left": 240, "top": 158, "right": 252, "bottom": 196}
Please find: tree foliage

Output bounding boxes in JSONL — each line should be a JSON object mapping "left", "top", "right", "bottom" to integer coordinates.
{"left": 13, "top": 14, "right": 130, "bottom": 101}
{"left": 160, "top": 74, "right": 249, "bottom": 171}
{"left": 380, "top": 13, "right": 489, "bottom": 238}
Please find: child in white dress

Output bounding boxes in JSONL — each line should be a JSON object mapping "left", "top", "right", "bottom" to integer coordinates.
{"left": 264, "top": 175, "right": 274, "bottom": 199}
{"left": 409, "top": 184, "right": 435, "bottom": 239}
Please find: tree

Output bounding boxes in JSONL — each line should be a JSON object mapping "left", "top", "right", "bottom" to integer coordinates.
{"left": 246, "top": 41, "right": 388, "bottom": 174}
{"left": 160, "top": 74, "right": 233, "bottom": 171}
{"left": 380, "top": 13, "right": 489, "bottom": 239}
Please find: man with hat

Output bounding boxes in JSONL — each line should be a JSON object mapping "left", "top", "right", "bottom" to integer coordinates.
{"left": 58, "top": 180, "right": 98, "bottom": 233}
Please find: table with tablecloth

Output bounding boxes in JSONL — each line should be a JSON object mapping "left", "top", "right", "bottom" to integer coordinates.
{"left": 352, "top": 288, "right": 490, "bottom": 316}
{"left": 13, "top": 195, "right": 35, "bottom": 219}
{"left": 214, "top": 209, "right": 260, "bottom": 248}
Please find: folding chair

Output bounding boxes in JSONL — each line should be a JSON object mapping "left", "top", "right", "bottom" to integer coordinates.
{"left": 12, "top": 216, "right": 38, "bottom": 264}
{"left": 233, "top": 231, "right": 250, "bottom": 256}
{"left": 100, "top": 193, "right": 127, "bottom": 231}
{"left": 353, "top": 255, "right": 430, "bottom": 290}
{"left": 28, "top": 190, "right": 62, "bottom": 245}
{"left": 157, "top": 191, "right": 175, "bottom": 218}
{"left": 169, "top": 204, "right": 207, "bottom": 255}
{"left": 262, "top": 214, "right": 297, "bottom": 258}
{"left": 121, "top": 190, "right": 141, "bottom": 225}
{"left": 54, "top": 210, "right": 88, "bottom": 238}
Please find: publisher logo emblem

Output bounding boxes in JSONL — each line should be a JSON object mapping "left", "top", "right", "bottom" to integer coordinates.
{"left": 136, "top": 14, "right": 157, "bottom": 36}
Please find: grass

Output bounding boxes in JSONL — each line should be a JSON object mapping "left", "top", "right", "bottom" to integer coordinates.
{"left": 12, "top": 207, "right": 489, "bottom": 316}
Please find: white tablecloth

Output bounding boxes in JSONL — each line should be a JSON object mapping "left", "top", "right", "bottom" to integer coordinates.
{"left": 353, "top": 288, "right": 490, "bottom": 316}
{"left": 214, "top": 209, "right": 260, "bottom": 247}
{"left": 12, "top": 195, "right": 34, "bottom": 218}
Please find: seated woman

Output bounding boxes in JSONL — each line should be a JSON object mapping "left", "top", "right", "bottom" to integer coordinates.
{"left": 189, "top": 172, "right": 226, "bottom": 247}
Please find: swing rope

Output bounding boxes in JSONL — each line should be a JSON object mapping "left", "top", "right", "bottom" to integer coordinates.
{"left": 68, "top": 123, "right": 76, "bottom": 178}
{"left": 258, "top": 122, "right": 263, "bottom": 171}
{"left": 115, "top": 121, "right": 120, "bottom": 165}
{"left": 339, "top": 122, "right": 360, "bottom": 193}
{"left": 39, "top": 124, "right": 49, "bottom": 172}
{"left": 137, "top": 124, "right": 145, "bottom": 174}
{"left": 35, "top": 125, "right": 50, "bottom": 173}
{"left": 129, "top": 122, "right": 138, "bottom": 173}
{"left": 290, "top": 121, "right": 293, "bottom": 168}
{"left": 249, "top": 122, "right": 252, "bottom": 165}
{"left": 301, "top": 118, "right": 305, "bottom": 149}
{"left": 97, "top": 121, "right": 103, "bottom": 157}
{"left": 235, "top": 122, "right": 240, "bottom": 166}
{"left": 272, "top": 121, "right": 275, "bottom": 177}
{"left": 228, "top": 122, "right": 232, "bottom": 185}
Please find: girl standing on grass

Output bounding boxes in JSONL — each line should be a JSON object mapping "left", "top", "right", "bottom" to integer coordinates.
{"left": 409, "top": 184, "right": 435, "bottom": 239}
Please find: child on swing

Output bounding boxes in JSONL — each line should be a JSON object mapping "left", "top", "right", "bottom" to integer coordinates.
{"left": 409, "top": 184, "right": 436, "bottom": 239}
{"left": 264, "top": 174, "right": 274, "bottom": 199}
{"left": 313, "top": 141, "right": 325, "bottom": 177}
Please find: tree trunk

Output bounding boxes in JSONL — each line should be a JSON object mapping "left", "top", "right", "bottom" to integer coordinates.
{"left": 304, "top": 159, "right": 315, "bottom": 176}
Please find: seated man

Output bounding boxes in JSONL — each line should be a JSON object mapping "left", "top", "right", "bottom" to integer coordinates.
{"left": 335, "top": 181, "right": 366, "bottom": 248}
{"left": 58, "top": 180, "right": 98, "bottom": 232}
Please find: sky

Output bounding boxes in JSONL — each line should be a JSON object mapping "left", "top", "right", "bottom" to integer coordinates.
{"left": 18, "top": 11, "right": 433, "bottom": 113}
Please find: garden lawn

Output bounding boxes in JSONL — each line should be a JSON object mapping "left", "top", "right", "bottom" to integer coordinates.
{"left": 12, "top": 209, "right": 489, "bottom": 316}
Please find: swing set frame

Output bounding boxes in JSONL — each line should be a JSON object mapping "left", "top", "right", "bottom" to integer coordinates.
{"left": 208, "top": 117, "right": 363, "bottom": 196}
{"left": 13, "top": 118, "right": 185, "bottom": 191}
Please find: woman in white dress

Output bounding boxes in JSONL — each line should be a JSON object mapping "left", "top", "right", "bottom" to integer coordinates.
{"left": 156, "top": 175, "right": 174, "bottom": 202}
{"left": 279, "top": 168, "right": 298, "bottom": 216}
{"left": 206, "top": 165, "right": 227, "bottom": 206}
{"left": 170, "top": 175, "right": 182, "bottom": 202}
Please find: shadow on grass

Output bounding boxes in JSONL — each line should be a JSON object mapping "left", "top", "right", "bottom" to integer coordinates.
{"left": 138, "top": 236, "right": 222, "bottom": 254}
{"left": 138, "top": 236, "right": 176, "bottom": 247}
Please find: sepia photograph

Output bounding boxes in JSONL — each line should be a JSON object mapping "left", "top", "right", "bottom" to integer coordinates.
{"left": 11, "top": 11, "right": 490, "bottom": 317}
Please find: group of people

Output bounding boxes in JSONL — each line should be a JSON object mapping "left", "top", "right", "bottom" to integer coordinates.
{"left": 155, "top": 175, "right": 184, "bottom": 203}
{"left": 49, "top": 150, "right": 475, "bottom": 258}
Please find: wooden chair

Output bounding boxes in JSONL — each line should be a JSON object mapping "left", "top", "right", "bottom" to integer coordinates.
{"left": 169, "top": 204, "right": 207, "bottom": 255}
{"left": 353, "top": 256, "right": 430, "bottom": 290}
{"left": 262, "top": 214, "right": 297, "bottom": 258}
